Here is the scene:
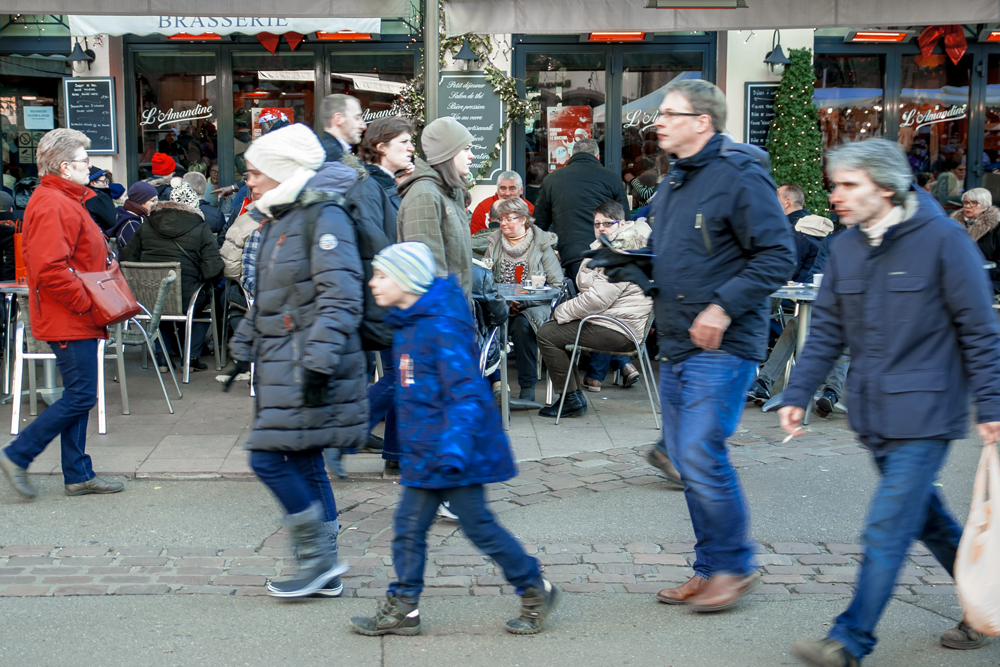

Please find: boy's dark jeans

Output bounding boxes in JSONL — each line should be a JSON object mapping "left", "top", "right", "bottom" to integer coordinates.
{"left": 389, "top": 484, "right": 542, "bottom": 603}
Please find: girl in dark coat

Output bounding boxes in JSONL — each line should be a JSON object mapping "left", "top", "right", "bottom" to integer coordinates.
{"left": 226, "top": 124, "right": 368, "bottom": 599}
{"left": 349, "top": 242, "right": 558, "bottom": 638}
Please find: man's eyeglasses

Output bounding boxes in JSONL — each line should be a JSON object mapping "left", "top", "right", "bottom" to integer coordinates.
{"left": 658, "top": 110, "right": 704, "bottom": 121}
{"left": 594, "top": 220, "right": 622, "bottom": 229}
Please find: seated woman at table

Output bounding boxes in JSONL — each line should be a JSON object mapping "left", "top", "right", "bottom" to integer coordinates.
{"left": 535, "top": 201, "right": 652, "bottom": 418}
{"left": 951, "top": 187, "right": 1000, "bottom": 294}
{"left": 484, "top": 197, "right": 563, "bottom": 403}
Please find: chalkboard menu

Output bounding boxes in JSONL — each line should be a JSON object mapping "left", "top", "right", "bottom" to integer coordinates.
{"left": 63, "top": 77, "right": 118, "bottom": 154}
{"left": 438, "top": 72, "right": 505, "bottom": 184}
{"left": 744, "top": 82, "right": 779, "bottom": 149}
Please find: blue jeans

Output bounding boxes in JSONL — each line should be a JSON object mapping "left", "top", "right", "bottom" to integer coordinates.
{"left": 4, "top": 339, "right": 98, "bottom": 485}
{"left": 390, "top": 484, "right": 542, "bottom": 603}
{"left": 828, "top": 439, "right": 963, "bottom": 660}
{"left": 586, "top": 353, "right": 630, "bottom": 381}
{"left": 249, "top": 449, "right": 338, "bottom": 521}
{"left": 660, "top": 350, "right": 758, "bottom": 578}
{"left": 369, "top": 355, "right": 399, "bottom": 462}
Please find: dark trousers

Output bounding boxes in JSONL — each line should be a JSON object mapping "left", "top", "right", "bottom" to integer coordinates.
{"left": 4, "top": 338, "right": 98, "bottom": 485}
{"left": 249, "top": 449, "right": 338, "bottom": 520}
{"left": 369, "top": 354, "right": 399, "bottom": 462}
{"left": 827, "top": 440, "right": 963, "bottom": 660}
{"left": 508, "top": 313, "right": 539, "bottom": 388}
{"left": 537, "top": 320, "right": 635, "bottom": 393}
{"left": 587, "top": 353, "right": 631, "bottom": 381}
{"left": 389, "top": 484, "right": 542, "bottom": 603}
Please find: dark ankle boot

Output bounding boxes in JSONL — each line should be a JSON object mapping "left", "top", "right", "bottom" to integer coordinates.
{"left": 505, "top": 578, "right": 560, "bottom": 634}
{"left": 350, "top": 593, "right": 421, "bottom": 636}
{"left": 538, "top": 389, "right": 588, "bottom": 418}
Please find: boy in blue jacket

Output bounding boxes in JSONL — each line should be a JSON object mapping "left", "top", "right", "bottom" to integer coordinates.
{"left": 349, "top": 242, "right": 559, "bottom": 637}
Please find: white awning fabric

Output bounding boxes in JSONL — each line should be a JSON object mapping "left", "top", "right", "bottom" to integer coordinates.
{"left": 443, "top": 0, "right": 1000, "bottom": 36}
{"left": 2, "top": 1, "right": 411, "bottom": 18}
{"left": 69, "top": 15, "right": 380, "bottom": 37}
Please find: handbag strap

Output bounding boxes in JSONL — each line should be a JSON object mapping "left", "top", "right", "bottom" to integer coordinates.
{"left": 171, "top": 239, "right": 203, "bottom": 281}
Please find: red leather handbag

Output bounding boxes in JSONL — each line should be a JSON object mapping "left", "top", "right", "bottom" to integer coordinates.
{"left": 75, "top": 258, "right": 141, "bottom": 326}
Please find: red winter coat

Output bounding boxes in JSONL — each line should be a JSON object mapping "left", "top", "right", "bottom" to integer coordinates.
{"left": 22, "top": 175, "right": 108, "bottom": 341}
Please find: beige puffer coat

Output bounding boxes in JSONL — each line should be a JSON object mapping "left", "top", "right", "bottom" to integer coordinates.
{"left": 554, "top": 219, "right": 653, "bottom": 341}
{"left": 220, "top": 210, "right": 261, "bottom": 280}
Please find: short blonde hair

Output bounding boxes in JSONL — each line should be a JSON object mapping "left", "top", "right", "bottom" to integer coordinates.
{"left": 37, "top": 129, "right": 90, "bottom": 177}
{"left": 495, "top": 197, "right": 533, "bottom": 227}
{"left": 963, "top": 187, "right": 992, "bottom": 208}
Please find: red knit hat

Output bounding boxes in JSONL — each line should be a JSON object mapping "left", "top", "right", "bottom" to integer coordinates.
{"left": 151, "top": 152, "right": 176, "bottom": 176}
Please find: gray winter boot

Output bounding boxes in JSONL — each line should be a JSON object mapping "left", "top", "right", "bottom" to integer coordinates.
{"left": 267, "top": 503, "right": 348, "bottom": 599}
{"left": 314, "top": 520, "right": 345, "bottom": 597}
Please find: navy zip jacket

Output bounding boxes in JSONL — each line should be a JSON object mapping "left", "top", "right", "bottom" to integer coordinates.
{"left": 651, "top": 133, "right": 796, "bottom": 363}
{"left": 385, "top": 276, "right": 517, "bottom": 489}
{"left": 783, "top": 188, "right": 1000, "bottom": 450}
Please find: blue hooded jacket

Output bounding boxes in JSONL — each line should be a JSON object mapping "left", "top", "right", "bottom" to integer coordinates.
{"left": 385, "top": 276, "right": 517, "bottom": 489}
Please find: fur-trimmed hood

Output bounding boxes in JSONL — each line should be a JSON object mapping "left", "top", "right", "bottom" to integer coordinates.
{"left": 951, "top": 205, "right": 1000, "bottom": 243}
{"left": 588, "top": 218, "right": 652, "bottom": 252}
{"left": 795, "top": 214, "right": 834, "bottom": 239}
{"left": 147, "top": 200, "right": 206, "bottom": 240}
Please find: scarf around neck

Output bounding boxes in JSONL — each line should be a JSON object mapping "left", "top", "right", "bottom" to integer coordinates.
{"left": 500, "top": 226, "right": 534, "bottom": 259}
{"left": 255, "top": 169, "right": 316, "bottom": 218}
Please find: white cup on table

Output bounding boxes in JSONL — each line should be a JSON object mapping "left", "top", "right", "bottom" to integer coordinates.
{"left": 531, "top": 275, "right": 545, "bottom": 289}
{"left": 812, "top": 273, "right": 823, "bottom": 287}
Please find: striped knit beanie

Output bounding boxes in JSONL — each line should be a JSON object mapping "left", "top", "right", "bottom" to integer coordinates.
{"left": 372, "top": 242, "right": 436, "bottom": 295}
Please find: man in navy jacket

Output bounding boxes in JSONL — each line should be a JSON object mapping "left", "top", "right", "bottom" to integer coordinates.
{"left": 648, "top": 80, "right": 796, "bottom": 612}
{"left": 781, "top": 139, "right": 1000, "bottom": 666}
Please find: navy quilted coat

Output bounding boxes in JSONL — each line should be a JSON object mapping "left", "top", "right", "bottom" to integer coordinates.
{"left": 385, "top": 276, "right": 517, "bottom": 489}
{"left": 230, "top": 163, "right": 369, "bottom": 452}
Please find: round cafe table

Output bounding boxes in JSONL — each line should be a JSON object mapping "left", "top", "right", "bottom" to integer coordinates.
{"left": 495, "top": 283, "right": 561, "bottom": 431}
{"left": 761, "top": 284, "right": 819, "bottom": 422}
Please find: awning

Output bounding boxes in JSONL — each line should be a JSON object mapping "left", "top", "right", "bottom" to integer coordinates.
{"left": 3, "top": 1, "right": 411, "bottom": 18}
{"left": 443, "top": 0, "right": 1000, "bottom": 35}
{"left": 69, "top": 15, "right": 380, "bottom": 37}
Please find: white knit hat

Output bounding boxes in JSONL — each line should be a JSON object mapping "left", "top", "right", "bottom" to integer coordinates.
{"left": 244, "top": 123, "right": 325, "bottom": 183}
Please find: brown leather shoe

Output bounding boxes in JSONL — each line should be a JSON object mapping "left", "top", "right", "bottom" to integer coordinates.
{"left": 645, "top": 448, "right": 683, "bottom": 488}
{"left": 688, "top": 572, "right": 760, "bottom": 612}
{"left": 656, "top": 574, "right": 708, "bottom": 605}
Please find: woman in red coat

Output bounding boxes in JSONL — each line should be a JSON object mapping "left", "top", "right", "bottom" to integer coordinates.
{"left": 0, "top": 129, "right": 123, "bottom": 500}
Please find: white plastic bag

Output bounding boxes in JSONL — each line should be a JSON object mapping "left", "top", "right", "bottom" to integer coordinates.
{"left": 955, "top": 443, "right": 1000, "bottom": 636}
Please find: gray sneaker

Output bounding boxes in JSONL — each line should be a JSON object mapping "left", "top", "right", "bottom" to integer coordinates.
{"left": 940, "top": 620, "right": 986, "bottom": 650}
{"left": 645, "top": 446, "right": 684, "bottom": 488}
{"left": 350, "top": 594, "right": 421, "bottom": 636}
{"left": 0, "top": 449, "right": 36, "bottom": 499}
{"left": 64, "top": 476, "right": 124, "bottom": 496}
{"left": 789, "top": 637, "right": 859, "bottom": 667}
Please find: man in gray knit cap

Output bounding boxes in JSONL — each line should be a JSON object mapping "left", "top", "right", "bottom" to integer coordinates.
{"left": 396, "top": 116, "right": 475, "bottom": 295}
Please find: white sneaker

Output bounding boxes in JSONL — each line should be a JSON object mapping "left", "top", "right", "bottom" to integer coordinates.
{"left": 437, "top": 502, "right": 459, "bottom": 521}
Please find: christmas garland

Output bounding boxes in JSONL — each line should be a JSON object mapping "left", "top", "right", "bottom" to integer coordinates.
{"left": 396, "top": 2, "right": 538, "bottom": 181}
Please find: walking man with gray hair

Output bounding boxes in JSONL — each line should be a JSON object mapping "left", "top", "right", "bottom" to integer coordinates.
{"left": 469, "top": 170, "right": 534, "bottom": 234}
{"left": 780, "top": 138, "right": 1000, "bottom": 666}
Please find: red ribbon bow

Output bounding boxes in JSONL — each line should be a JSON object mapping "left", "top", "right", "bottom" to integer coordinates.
{"left": 917, "top": 25, "right": 967, "bottom": 66}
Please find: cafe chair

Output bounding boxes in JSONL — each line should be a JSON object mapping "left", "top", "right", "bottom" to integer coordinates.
{"left": 552, "top": 312, "right": 660, "bottom": 427}
{"left": 9, "top": 296, "right": 126, "bottom": 436}
{"left": 120, "top": 261, "right": 221, "bottom": 384}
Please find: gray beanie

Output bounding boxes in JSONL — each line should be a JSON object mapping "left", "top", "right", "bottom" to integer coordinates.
{"left": 421, "top": 117, "right": 474, "bottom": 166}
{"left": 183, "top": 171, "right": 208, "bottom": 197}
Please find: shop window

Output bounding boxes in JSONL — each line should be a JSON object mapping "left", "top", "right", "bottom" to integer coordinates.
{"left": 0, "top": 56, "right": 67, "bottom": 187}
{"left": 983, "top": 55, "right": 1000, "bottom": 174}
{"left": 619, "top": 52, "right": 702, "bottom": 208}
{"left": 329, "top": 52, "right": 413, "bottom": 126}
{"left": 524, "top": 52, "right": 607, "bottom": 198}
{"left": 232, "top": 52, "right": 315, "bottom": 176}
{"left": 134, "top": 51, "right": 218, "bottom": 179}
{"left": 813, "top": 54, "right": 885, "bottom": 150}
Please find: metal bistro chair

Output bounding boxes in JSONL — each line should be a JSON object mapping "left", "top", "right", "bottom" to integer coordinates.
{"left": 114, "top": 270, "right": 183, "bottom": 412}
{"left": 120, "top": 261, "right": 221, "bottom": 384}
{"left": 552, "top": 312, "right": 660, "bottom": 427}
{"left": 9, "top": 296, "right": 125, "bottom": 435}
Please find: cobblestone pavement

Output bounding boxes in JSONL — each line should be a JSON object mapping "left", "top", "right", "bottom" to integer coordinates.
{"left": 2, "top": 437, "right": 954, "bottom": 600}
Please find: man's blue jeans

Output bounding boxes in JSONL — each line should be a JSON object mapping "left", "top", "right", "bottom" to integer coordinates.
{"left": 390, "top": 484, "right": 542, "bottom": 603}
{"left": 249, "top": 449, "right": 338, "bottom": 521}
{"left": 4, "top": 339, "right": 98, "bottom": 485}
{"left": 659, "top": 350, "right": 758, "bottom": 578}
{"left": 586, "top": 353, "right": 631, "bottom": 381}
{"left": 827, "top": 439, "right": 963, "bottom": 660}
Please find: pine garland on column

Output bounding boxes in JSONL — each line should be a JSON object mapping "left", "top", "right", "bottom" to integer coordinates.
{"left": 766, "top": 47, "right": 829, "bottom": 216}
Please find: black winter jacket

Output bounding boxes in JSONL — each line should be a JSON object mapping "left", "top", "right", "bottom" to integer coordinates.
{"left": 120, "top": 201, "right": 224, "bottom": 305}
{"left": 344, "top": 160, "right": 400, "bottom": 349}
{"left": 650, "top": 133, "right": 796, "bottom": 363}
{"left": 787, "top": 208, "right": 821, "bottom": 283}
{"left": 533, "top": 152, "right": 630, "bottom": 268}
{"left": 784, "top": 189, "right": 1000, "bottom": 450}
{"left": 229, "top": 163, "right": 368, "bottom": 452}
{"left": 85, "top": 187, "right": 118, "bottom": 232}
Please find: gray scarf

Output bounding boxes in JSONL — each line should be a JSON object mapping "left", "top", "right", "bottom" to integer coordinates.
{"left": 500, "top": 226, "right": 534, "bottom": 260}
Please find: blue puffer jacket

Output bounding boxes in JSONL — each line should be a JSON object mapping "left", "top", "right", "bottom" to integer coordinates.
{"left": 784, "top": 188, "right": 1000, "bottom": 450}
{"left": 385, "top": 276, "right": 516, "bottom": 489}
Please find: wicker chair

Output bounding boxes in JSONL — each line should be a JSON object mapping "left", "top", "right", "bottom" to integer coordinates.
{"left": 9, "top": 296, "right": 125, "bottom": 435}
{"left": 551, "top": 312, "right": 660, "bottom": 427}
{"left": 120, "top": 261, "right": 221, "bottom": 384}
{"left": 113, "top": 269, "right": 183, "bottom": 413}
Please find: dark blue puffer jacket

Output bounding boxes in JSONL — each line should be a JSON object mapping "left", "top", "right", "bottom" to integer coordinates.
{"left": 385, "top": 276, "right": 517, "bottom": 489}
